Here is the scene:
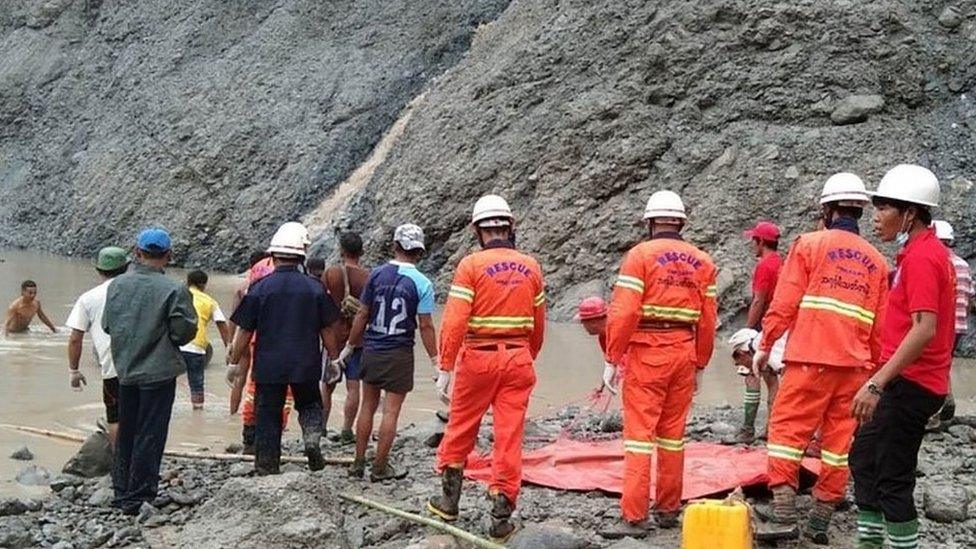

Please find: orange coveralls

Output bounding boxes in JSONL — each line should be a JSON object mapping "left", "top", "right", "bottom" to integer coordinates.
{"left": 760, "top": 228, "right": 888, "bottom": 503}
{"left": 605, "top": 234, "right": 717, "bottom": 521}
{"left": 436, "top": 244, "right": 546, "bottom": 504}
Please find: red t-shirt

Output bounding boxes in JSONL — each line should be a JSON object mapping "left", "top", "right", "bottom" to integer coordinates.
{"left": 880, "top": 229, "right": 957, "bottom": 395}
{"left": 752, "top": 252, "right": 782, "bottom": 295}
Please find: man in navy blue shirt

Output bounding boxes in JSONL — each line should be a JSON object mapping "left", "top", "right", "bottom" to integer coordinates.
{"left": 342, "top": 224, "right": 439, "bottom": 481}
{"left": 229, "top": 222, "right": 341, "bottom": 475}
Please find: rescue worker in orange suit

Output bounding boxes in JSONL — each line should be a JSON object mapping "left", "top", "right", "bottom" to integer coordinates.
{"left": 603, "top": 189, "right": 718, "bottom": 534}
{"left": 754, "top": 173, "right": 889, "bottom": 544}
{"left": 427, "top": 194, "right": 546, "bottom": 542}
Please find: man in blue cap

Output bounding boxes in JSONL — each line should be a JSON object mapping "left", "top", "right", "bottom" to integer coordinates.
{"left": 102, "top": 227, "right": 197, "bottom": 515}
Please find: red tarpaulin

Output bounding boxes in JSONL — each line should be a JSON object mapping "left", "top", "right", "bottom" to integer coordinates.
{"left": 465, "top": 437, "right": 821, "bottom": 500}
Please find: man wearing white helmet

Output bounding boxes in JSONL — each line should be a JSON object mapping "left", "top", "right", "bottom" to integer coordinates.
{"left": 754, "top": 173, "right": 888, "bottom": 544}
{"left": 603, "top": 190, "right": 717, "bottom": 533}
{"left": 428, "top": 195, "right": 546, "bottom": 542}
{"left": 228, "top": 222, "right": 342, "bottom": 475}
{"left": 849, "top": 165, "right": 956, "bottom": 549}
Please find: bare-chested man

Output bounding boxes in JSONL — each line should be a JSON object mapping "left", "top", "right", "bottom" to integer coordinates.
{"left": 5, "top": 280, "right": 57, "bottom": 334}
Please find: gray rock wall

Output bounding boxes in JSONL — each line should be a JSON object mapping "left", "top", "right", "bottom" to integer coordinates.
{"left": 0, "top": 0, "right": 510, "bottom": 268}
{"left": 338, "top": 0, "right": 976, "bottom": 329}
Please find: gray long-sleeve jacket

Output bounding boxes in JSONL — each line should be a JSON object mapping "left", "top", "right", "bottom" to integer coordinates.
{"left": 102, "top": 262, "right": 197, "bottom": 386}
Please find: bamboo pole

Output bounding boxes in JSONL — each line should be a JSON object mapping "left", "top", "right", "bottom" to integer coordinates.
{"left": 0, "top": 424, "right": 352, "bottom": 465}
{"left": 338, "top": 492, "right": 506, "bottom": 549}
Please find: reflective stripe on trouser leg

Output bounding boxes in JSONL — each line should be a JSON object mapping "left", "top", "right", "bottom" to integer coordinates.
{"left": 766, "top": 364, "right": 832, "bottom": 491}
{"left": 620, "top": 354, "right": 667, "bottom": 523}
{"left": 437, "top": 348, "right": 499, "bottom": 470}
{"left": 812, "top": 367, "right": 868, "bottom": 503}
{"left": 488, "top": 348, "right": 536, "bottom": 504}
{"left": 654, "top": 363, "right": 694, "bottom": 513}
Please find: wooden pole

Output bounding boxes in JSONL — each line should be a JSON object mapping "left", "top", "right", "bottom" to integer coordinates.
{"left": 338, "top": 492, "right": 506, "bottom": 549}
{"left": 0, "top": 424, "right": 352, "bottom": 465}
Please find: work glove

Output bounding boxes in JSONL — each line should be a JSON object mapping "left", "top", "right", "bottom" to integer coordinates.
{"left": 323, "top": 354, "right": 342, "bottom": 385}
{"left": 435, "top": 371, "right": 452, "bottom": 403}
{"left": 225, "top": 364, "right": 241, "bottom": 388}
{"left": 752, "top": 349, "right": 769, "bottom": 378}
{"left": 602, "top": 362, "right": 619, "bottom": 395}
{"left": 69, "top": 369, "right": 86, "bottom": 391}
{"left": 338, "top": 343, "right": 355, "bottom": 363}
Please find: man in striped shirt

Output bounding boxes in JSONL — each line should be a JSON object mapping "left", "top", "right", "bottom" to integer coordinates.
{"left": 929, "top": 220, "right": 973, "bottom": 425}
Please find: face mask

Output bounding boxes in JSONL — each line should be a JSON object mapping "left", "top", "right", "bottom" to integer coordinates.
{"left": 895, "top": 211, "right": 911, "bottom": 247}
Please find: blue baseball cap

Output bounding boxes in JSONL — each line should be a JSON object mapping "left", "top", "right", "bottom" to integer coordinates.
{"left": 137, "top": 228, "right": 172, "bottom": 253}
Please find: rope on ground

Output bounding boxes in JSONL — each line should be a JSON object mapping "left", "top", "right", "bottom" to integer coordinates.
{"left": 0, "top": 424, "right": 352, "bottom": 465}
{"left": 337, "top": 492, "right": 505, "bottom": 549}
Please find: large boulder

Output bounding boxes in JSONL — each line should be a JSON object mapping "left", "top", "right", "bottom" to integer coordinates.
{"left": 62, "top": 430, "right": 112, "bottom": 478}
{"left": 924, "top": 482, "right": 971, "bottom": 523}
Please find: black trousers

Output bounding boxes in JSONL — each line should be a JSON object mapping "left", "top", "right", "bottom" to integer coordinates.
{"left": 113, "top": 378, "right": 176, "bottom": 510}
{"left": 850, "top": 377, "right": 944, "bottom": 522}
{"left": 255, "top": 380, "right": 323, "bottom": 472}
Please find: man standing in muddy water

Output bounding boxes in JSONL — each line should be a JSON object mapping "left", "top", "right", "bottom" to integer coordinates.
{"left": 4, "top": 280, "right": 58, "bottom": 334}
{"left": 66, "top": 246, "right": 130, "bottom": 447}
{"left": 101, "top": 228, "right": 197, "bottom": 515}
{"left": 602, "top": 190, "right": 717, "bottom": 535}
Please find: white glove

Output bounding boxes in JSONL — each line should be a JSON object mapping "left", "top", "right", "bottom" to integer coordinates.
{"left": 225, "top": 364, "right": 241, "bottom": 388}
{"left": 323, "top": 354, "right": 342, "bottom": 385}
{"left": 602, "top": 362, "right": 618, "bottom": 395}
{"left": 338, "top": 344, "right": 355, "bottom": 362}
{"left": 752, "top": 349, "right": 770, "bottom": 377}
{"left": 69, "top": 369, "right": 86, "bottom": 391}
{"left": 435, "top": 371, "right": 452, "bottom": 403}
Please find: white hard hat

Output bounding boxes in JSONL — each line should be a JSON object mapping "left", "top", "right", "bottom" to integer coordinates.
{"left": 868, "top": 164, "right": 940, "bottom": 208}
{"left": 267, "top": 221, "right": 310, "bottom": 257}
{"left": 932, "top": 220, "right": 954, "bottom": 242}
{"left": 728, "top": 328, "right": 759, "bottom": 354}
{"left": 472, "top": 194, "right": 514, "bottom": 227}
{"left": 643, "top": 190, "right": 687, "bottom": 220}
{"left": 820, "top": 172, "right": 869, "bottom": 206}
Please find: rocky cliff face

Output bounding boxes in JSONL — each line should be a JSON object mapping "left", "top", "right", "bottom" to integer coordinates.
{"left": 338, "top": 0, "right": 976, "bottom": 337}
{"left": 2, "top": 0, "right": 975, "bottom": 348}
{"left": 0, "top": 0, "right": 510, "bottom": 267}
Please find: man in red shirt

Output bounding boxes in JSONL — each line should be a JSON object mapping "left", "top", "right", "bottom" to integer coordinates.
{"left": 725, "top": 221, "right": 782, "bottom": 444}
{"left": 850, "top": 164, "right": 956, "bottom": 549}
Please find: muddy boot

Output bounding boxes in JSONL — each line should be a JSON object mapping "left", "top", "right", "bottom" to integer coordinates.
{"left": 241, "top": 425, "right": 256, "bottom": 455}
{"left": 427, "top": 467, "right": 464, "bottom": 522}
{"left": 754, "top": 486, "right": 799, "bottom": 541}
{"left": 427, "top": 467, "right": 463, "bottom": 521}
{"left": 939, "top": 392, "right": 956, "bottom": 421}
{"left": 654, "top": 509, "right": 681, "bottom": 529}
{"left": 348, "top": 458, "right": 366, "bottom": 479}
{"left": 803, "top": 499, "right": 835, "bottom": 545}
{"left": 721, "top": 427, "right": 755, "bottom": 445}
{"left": 330, "top": 428, "right": 355, "bottom": 446}
{"left": 305, "top": 444, "right": 325, "bottom": 471}
{"left": 598, "top": 519, "right": 655, "bottom": 540}
{"left": 254, "top": 454, "right": 280, "bottom": 476}
{"left": 369, "top": 462, "right": 408, "bottom": 482}
{"left": 488, "top": 492, "right": 517, "bottom": 543}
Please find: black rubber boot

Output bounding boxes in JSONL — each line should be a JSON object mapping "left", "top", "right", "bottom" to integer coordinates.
{"left": 488, "top": 492, "right": 517, "bottom": 542}
{"left": 348, "top": 458, "right": 366, "bottom": 479}
{"left": 305, "top": 444, "right": 325, "bottom": 472}
{"left": 654, "top": 510, "right": 681, "bottom": 529}
{"left": 254, "top": 454, "right": 279, "bottom": 476}
{"left": 241, "top": 425, "right": 256, "bottom": 455}
{"left": 427, "top": 467, "right": 463, "bottom": 521}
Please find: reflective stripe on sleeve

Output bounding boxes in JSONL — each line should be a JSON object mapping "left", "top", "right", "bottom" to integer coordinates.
{"left": 534, "top": 291, "right": 546, "bottom": 306}
{"left": 615, "top": 275, "right": 645, "bottom": 293}
{"left": 448, "top": 285, "right": 475, "bottom": 303}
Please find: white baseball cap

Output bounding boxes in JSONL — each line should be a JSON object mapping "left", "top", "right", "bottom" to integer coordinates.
{"left": 394, "top": 224, "right": 426, "bottom": 251}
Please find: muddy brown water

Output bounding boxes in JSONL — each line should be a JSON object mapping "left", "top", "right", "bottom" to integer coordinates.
{"left": 1, "top": 249, "right": 974, "bottom": 497}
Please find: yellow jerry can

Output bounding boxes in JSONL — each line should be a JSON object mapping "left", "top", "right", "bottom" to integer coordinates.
{"left": 681, "top": 498, "right": 752, "bottom": 549}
